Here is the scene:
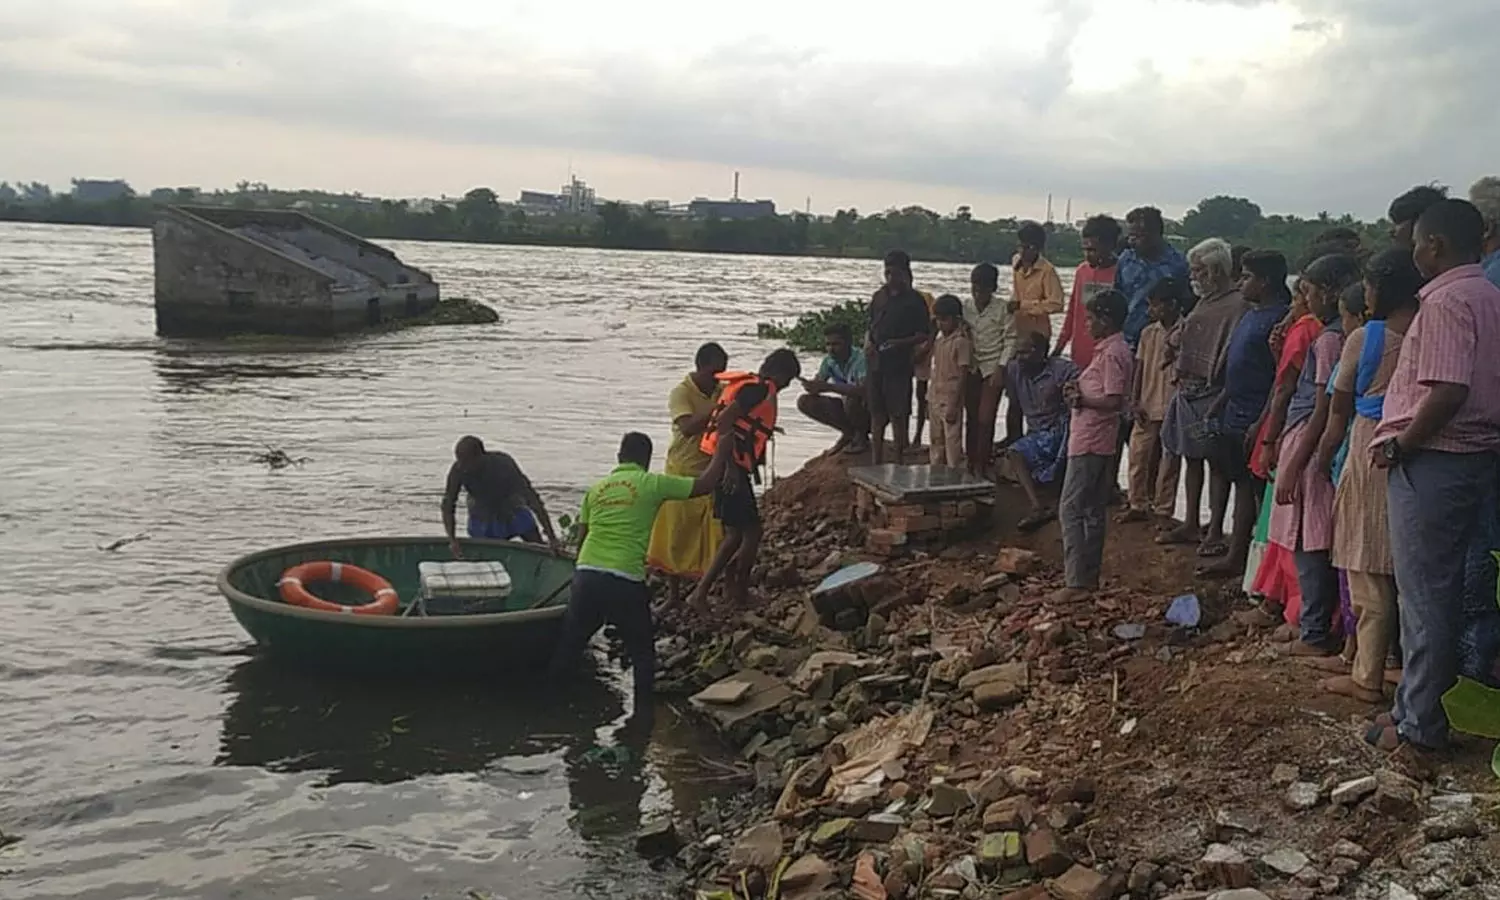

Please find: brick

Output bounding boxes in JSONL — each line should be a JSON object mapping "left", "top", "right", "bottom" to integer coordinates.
{"left": 996, "top": 547, "right": 1041, "bottom": 575}
{"left": 983, "top": 796, "right": 1035, "bottom": 832}
{"left": 957, "top": 500, "right": 978, "bottom": 516}
{"left": 897, "top": 515, "right": 941, "bottom": 533}
{"left": 1048, "top": 864, "right": 1109, "bottom": 900}
{"left": 1200, "top": 844, "right": 1253, "bottom": 889}
{"left": 866, "top": 528, "right": 908, "bottom": 546}
{"left": 1024, "top": 828, "right": 1073, "bottom": 877}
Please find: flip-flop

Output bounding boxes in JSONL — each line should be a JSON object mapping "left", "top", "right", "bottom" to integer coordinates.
{"left": 1364, "top": 722, "right": 1402, "bottom": 751}
{"left": 1196, "top": 540, "right": 1229, "bottom": 558}
{"left": 1017, "top": 509, "right": 1056, "bottom": 533}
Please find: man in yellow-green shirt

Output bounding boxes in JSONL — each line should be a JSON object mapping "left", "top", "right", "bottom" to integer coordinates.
{"left": 549, "top": 425, "right": 733, "bottom": 714}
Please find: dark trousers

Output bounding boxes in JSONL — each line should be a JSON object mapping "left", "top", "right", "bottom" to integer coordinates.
{"left": 1388, "top": 450, "right": 1499, "bottom": 748}
{"left": 549, "top": 569, "right": 656, "bottom": 709}
{"left": 1294, "top": 549, "right": 1340, "bottom": 646}
{"left": 1060, "top": 453, "right": 1114, "bottom": 589}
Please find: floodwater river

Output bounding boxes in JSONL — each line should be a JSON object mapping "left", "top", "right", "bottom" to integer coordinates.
{"left": 0, "top": 222, "right": 1075, "bottom": 899}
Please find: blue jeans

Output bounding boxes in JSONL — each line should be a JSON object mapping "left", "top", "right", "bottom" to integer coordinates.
{"left": 1387, "top": 451, "right": 1499, "bottom": 748}
{"left": 1294, "top": 549, "right": 1340, "bottom": 647}
{"left": 468, "top": 507, "right": 541, "bottom": 542}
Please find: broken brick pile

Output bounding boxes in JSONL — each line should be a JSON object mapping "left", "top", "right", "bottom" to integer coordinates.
{"left": 858, "top": 488, "right": 987, "bottom": 557}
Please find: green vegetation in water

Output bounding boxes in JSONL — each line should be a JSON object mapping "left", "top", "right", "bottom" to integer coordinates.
{"left": 756, "top": 299, "right": 867, "bottom": 353}
{"left": 405, "top": 297, "right": 499, "bottom": 327}
{"left": 556, "top": 513, "right": 582, "bottom": 550}
{"left": 368, "top": 297, "right": 499, "bottom": 332}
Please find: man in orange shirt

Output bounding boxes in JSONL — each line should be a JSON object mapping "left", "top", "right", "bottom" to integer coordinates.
{"left": 1009, "top": 221, "right": 1065, "bottom": 442}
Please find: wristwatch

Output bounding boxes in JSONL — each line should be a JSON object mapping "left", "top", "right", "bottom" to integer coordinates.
{"left": 1380, "top": 438, "right": 1403, "bottom": 465}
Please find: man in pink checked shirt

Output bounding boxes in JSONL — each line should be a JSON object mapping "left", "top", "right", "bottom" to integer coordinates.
{"left": 1368, "top": 199, "right": 1500, "bottom": 753}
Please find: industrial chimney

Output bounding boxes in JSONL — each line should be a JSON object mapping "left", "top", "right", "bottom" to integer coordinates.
{"left": 733, "top": 171, "right": 740, "bottom": 201}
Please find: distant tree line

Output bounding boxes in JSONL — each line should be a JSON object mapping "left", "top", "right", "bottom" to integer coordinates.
{"left": 0, "top": 181, "right": 1394, "bottom": 269}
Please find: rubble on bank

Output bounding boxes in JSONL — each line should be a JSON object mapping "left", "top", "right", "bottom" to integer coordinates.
{"left": 650, "top": 451, "right": 1500, "bottom": 900}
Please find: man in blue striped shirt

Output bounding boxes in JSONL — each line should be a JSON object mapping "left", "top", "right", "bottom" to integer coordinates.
{"left": 1115, "top": 206, "right": 1189, "bottom": 350}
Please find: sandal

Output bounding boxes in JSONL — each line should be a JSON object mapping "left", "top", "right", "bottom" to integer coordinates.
{"left": 1196, "top": 539, "right": 1229, "bottom": 558}
{"left": 1017, "top": 509, "right": 1056, "bottom": 533}
{"left": 1115, "top": 508, "right": 1150, "bottom": 524}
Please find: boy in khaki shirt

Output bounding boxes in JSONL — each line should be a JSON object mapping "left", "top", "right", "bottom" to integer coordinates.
{"left": 1121, "top": 279, "right": 1183, "bottom": 524}
{"left": 928, "top": 294, "right": 974, "bottom": 467}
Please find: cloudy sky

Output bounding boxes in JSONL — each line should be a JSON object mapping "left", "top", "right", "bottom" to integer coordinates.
{"left": 1, "top": 0, "right": 1493, "bottom": 220}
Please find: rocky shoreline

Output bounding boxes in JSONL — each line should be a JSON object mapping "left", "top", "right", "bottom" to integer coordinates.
{"left": 644, "top": 452, "right": 1499, "bottom": 900}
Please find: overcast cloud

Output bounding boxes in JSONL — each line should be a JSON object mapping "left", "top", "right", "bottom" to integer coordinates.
{"left": 0, "top": 0, "right": 1493, "bottom": 219}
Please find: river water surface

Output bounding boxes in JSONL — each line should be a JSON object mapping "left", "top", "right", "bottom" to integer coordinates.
{"left": 0, "top": 223, "right": 1074, "bottom": 899}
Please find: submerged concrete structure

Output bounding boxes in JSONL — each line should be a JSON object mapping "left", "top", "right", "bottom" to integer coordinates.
{"left": 152, "top": 206, "right": 440, "bottom": 337}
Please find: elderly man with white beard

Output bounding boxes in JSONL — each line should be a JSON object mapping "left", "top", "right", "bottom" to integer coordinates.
{"left": 1157, "top": 238, "right": 1251, "bottom": 557}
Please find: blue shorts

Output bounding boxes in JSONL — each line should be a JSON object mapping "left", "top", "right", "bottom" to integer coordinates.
{"left": 468, "top": 508, "right": 541, "bottom": 542}
{"left": 1011, "top": 425, "right": 1067, "bottom": 485}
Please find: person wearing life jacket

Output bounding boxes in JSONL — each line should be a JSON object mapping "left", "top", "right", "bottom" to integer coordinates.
{"left": 685, "top": 348, "right": 802, "bottom": 612}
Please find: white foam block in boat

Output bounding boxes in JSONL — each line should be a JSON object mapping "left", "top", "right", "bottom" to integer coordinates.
{"left": 418, "top": 560, "right": 513, "bottom": 601}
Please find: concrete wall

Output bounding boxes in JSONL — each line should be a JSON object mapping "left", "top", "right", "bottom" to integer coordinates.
{"left": 153, "top": 207, "right": 441, "bottom": 337}
{"left": 154, "top": 213, "right": 341, "bottom": 336}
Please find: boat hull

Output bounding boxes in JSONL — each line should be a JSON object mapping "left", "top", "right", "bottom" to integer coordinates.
{"left": 218, "top": 536, "right": 574, "bottom": 674}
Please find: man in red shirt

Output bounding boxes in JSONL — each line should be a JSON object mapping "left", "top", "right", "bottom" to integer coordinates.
{"left": 1053, "top": 215, "right": 1121, "bottom": 368}
{"left": 1056, "top": 215, "right": 1125, "bottom": 497}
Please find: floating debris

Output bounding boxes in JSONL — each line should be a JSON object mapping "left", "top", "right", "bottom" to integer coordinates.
{"left": 252, "top": 444, "right": 309, "bottom": 470}
{"left": 98, "top": 531, "right": 150, "bottom": 552}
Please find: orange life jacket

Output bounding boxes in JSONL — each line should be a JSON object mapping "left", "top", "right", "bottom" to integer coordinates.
{"left": 700, "top": 371, "right": 778, "bottom": 473}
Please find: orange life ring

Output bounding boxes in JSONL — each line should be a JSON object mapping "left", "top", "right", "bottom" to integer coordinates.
{"left": 278, "top": 561, "right": 399, "bottom": 616}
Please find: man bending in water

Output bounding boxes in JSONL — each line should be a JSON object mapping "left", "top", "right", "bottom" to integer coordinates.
{"left": 550, "top": 426, "right": 735, "bottom": 714}
{"left": 442, "top": 436, "right": 561, "bottom": 556}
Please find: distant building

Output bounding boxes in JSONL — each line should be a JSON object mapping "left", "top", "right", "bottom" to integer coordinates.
{"left": 150, "top": 187, "right": 202, "bottom": 204}
{"left": 687, "top": 198, "right": 777, "bottom": 220}
{"left": 643, "top": 199, "right": 671, "bottom": 212}
{"left": 519, "top": 190, "right": 563, "bottom": 215}
{"left": 152, "top": 206, "right": 440, "bottom": 337}
{"left": 561, "top": 176, "right": 595, "bottom": 215}
{"left": 518, "top": 176, "right": 597, "bottom": 216}
{"left": 71, "top": 179, "right": 133, "bottom": 203}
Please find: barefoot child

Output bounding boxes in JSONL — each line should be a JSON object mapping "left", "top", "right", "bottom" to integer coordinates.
{"left": 687, "top": 348, "right": 802, "bottom": 611}
{"left": 928, "top": 294, "right": 973, "bottom": 467}
{"left": 1056, "top": 289, "right": 1133, "bottom": 602}
{"left": 1119, "top": 278, "right": 1182, "bottom": 525}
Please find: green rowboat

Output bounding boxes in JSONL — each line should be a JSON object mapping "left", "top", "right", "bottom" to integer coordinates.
{"left": 217, "top": 536, "right": 575, "bottom": 673}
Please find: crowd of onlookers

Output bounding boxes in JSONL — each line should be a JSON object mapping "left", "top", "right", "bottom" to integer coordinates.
{"left": 790, "top": 178, "right": 1500, "bottom": 755}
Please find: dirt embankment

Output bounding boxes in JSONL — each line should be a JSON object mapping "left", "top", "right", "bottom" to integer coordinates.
{"left": 653, "top": 450, "right": 1499, "bottom": 900}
